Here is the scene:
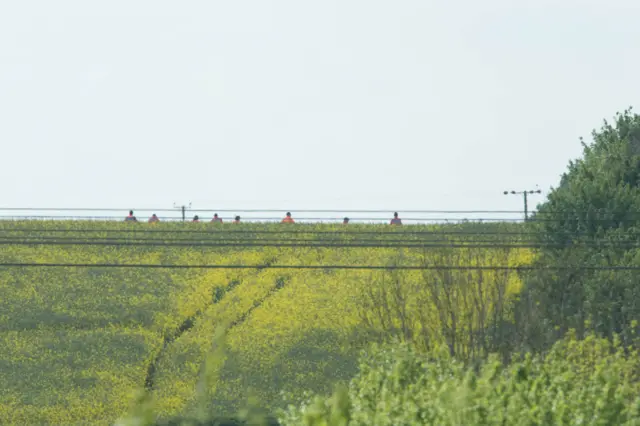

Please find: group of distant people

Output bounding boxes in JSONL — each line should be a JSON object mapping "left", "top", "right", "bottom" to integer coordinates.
{"left": 125, "top": 210, "right": 403, "bottom": 225}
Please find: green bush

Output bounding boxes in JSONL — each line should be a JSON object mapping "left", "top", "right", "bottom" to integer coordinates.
{"left": 280, "top": 331, "right": 640, "bottom": 425}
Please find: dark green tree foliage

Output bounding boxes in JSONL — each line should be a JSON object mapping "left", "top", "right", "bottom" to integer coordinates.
{"left": 523, "top": 108, "right": 640, "bottom": 346}
{"left": 535, "top": 108, "right": 640, "bottom": 242}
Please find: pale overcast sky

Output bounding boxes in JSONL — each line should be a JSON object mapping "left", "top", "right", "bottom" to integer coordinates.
{"left": 1, "top": 1, "right": 638, "bottom": 219}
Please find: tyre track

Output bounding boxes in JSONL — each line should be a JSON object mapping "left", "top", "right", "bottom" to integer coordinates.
{"left": 144, "top": 277, "right": 244, "bottom": 391}
{"left": 143, "top": 253, "right": 297, "bottom": 394}
{"left": 227, "top": 275, "right": 287, "bottom": 330}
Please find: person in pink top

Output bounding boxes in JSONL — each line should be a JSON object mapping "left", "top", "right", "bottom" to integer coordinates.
{"left": 390, "top": 212, "right": 402, "bottom": 225}
{"left": 125, "top": 210, "right": 137, "bottom": 222}
{"left": 211, "top": 213, "right": 223, "bottom": 223}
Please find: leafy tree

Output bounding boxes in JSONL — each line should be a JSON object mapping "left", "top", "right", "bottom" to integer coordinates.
{"left": 534, "top": 107, "right": 640, "bottom": 242}
{"left": 522, "top": 108, "right": 640, "bottom": 347}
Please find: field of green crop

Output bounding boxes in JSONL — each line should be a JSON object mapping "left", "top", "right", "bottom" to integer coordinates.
{"left": 0, "top": 221, "right": 532, "bottom": 425}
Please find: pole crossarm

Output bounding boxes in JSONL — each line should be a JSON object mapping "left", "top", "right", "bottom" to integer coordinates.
{"left": 503, "top": 188, "right": 542, "bottom": 221}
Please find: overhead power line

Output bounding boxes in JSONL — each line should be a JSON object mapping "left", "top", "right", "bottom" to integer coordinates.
{"left": 0, "top": 233, "right": 632, "bottom": 243}
{"left": 0, "top": 237, "right": 631, "bottom": 247}
{"left": 0, "top": 208, "right": 539, "bottom": 213}
{"left": 0, "top": 228, "right": 538, "bottom": 236}
{"left": 0, "top": 228, "right": 627, "bottom": 238}
{"left": 4, "top": 207, "right": 640, "bottom": 215}
{"left": 0, "top": 239, "right": 638, "bottom": 249}
{"left": 0, "top": 236, "right": 531, "bottom": 244}
{"left": 0, "top": 215, "right": 533, "bottom": 222}
{"left": 2, "top": 215, "right": 640, "bottom": 223}
{"left": 0, "top": 240, "right": 531, "bottom": 248}
{"left": 1, "top": 262, "right": 639, "bottom": 270}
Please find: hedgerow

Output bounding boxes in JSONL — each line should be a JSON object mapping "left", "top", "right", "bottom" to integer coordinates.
{"left": 280, "top": 331, "right": 640, "bottom": 425}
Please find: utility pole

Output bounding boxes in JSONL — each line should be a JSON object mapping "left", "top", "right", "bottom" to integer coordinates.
{"left": 503, "top": 188, "right": 542, "bottom": 221}
{"left": 173, "top": 202, "right": 192, "bottom": 222}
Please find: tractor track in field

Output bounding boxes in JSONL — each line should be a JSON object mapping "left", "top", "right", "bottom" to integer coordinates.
{"left": 227, "top": 275, "right": 287, "bottom": 331}
{"left": 143, "top": 275, "right": 241, "bottom": 391}
{"left": 143, "top": 257, "right": 288, "bottom": 392}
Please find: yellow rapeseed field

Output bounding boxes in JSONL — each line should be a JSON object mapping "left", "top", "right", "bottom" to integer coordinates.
{"left": 0, "top": 221, "right": 533, "bottom": 424}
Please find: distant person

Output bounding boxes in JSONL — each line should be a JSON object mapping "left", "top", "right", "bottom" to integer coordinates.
{"left": 343, "top": 217, "right": 349, "bottom": 224}
{"left": 192, "top": 215, "right": 200, "bottom": 222}
{"left": 211, "top": 213, "right": 223, "bottom": 223}
{"left": 233, "top": 216, "right": 241, "bottom": 224}
{"left": 281, "top": 212, "right": 295, "bottom": 224}
{"left": 125, "top": 210, "right": 137, "bottom": 222}
{"left": 390, "top": 212, "right": 402, "bottom": 225}
{"left": 148, "top": 214, "right": 159, "bottom": 223}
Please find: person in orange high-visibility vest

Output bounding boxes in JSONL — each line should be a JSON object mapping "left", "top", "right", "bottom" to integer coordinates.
{"left": 233, "top": 215, "right": 241, "bottom": 224}
{"left": 148, "top": 214, "right": 160, "bottom": 223}
{"left": 211, "top": 213, "right": 223, "bottom": 223}
{"left": 390, "top": 212, "right": 402, "bottom": 225}
{"left": 282, "top": 212, "right": 295, "bottom": 223}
